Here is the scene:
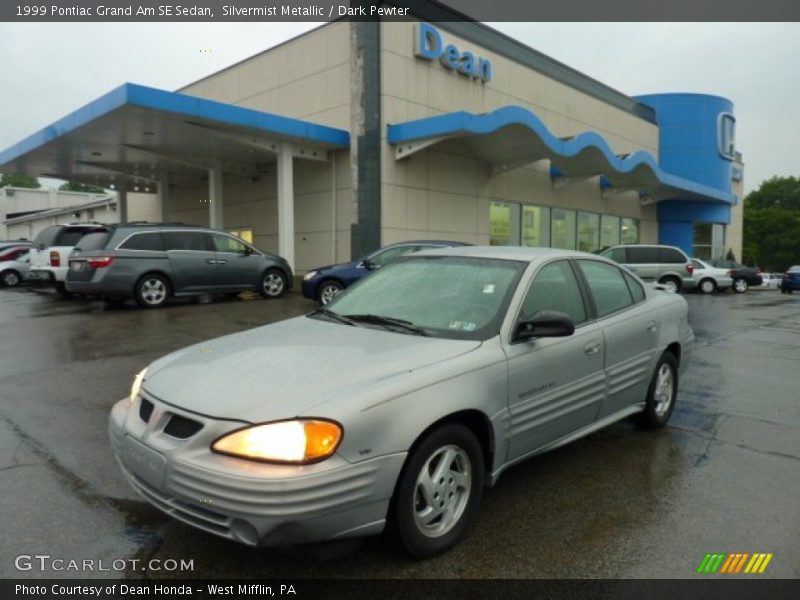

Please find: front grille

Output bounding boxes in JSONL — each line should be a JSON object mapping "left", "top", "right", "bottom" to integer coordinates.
{"left": 163, "top": 415, "right": 203, "bottom": 439}
{"left": 139, "top": 398, "right": 154, "bottom": 423}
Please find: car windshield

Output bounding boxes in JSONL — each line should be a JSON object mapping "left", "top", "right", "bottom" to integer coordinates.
{"left": 319, "top": 256, "right": 527, "bottom": 340}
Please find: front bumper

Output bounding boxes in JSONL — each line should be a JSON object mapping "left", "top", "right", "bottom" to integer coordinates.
{"left": 109, "top": 393, "right": 405, "bottom": 547}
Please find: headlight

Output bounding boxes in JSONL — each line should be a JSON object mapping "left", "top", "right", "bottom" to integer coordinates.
{"left": 303, "top": 270, "right": 318, "bottom": 281}
{"left": 211, "top": 419, "right": 343, "bottom": 464}
{"left": 129, "top": 368, "right": 147, "bottom": 403}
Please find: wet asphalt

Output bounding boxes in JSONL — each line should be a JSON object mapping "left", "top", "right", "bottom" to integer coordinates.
{"left": 0, "top": 286, "right": 798, "bottom": 579}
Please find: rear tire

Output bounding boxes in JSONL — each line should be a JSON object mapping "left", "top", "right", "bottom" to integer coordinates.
{"left": 658, "top": 276, "right": 681, "bottom": 293}
{"left": 733, "top": 278, "right": 748, "bottom": 293}
{"left": 392, "top": 424, "right": 484, "bottom": 558}
{"left": 135, "top": 274, "right": 170, "bottom": 308}
{"left": 637, "top": 352, "right": 678, "bottom": 429}
{"left": 55, "top": 282, "right": 73, "bottom": 299}
{"left": 0, "top": 269, "right": 21, "bottom": 287}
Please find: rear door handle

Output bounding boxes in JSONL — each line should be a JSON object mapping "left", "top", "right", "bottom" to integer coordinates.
{"left": 217, "top": 259, "right": 227, "bottom": 265}
{"left": 584, "top": 341, "right": 601, "bottom": 355}
{"left": 646, "top": 320, "right": 657, "bottom": 333}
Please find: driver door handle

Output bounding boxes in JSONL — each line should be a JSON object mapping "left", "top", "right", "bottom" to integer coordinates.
{"left": 645, "top": 320, "right": 657, "bottom": 333}
{"left": 584, "top": 341, "right": 601, "bottom": 355}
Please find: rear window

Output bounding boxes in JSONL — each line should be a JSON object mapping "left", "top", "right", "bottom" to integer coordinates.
{"left": 625, "top": 247, "right": 660, "bottom": 264}
{"left": 120, "top": 232, "right": 165, "bottom": 251}
{"left": 659, "top": 247, "right": 687, "bottom": 263}
{"left": 789, "top": 266, "right": 800, "bottom": 273}
{"left": 75, "top": 232, "right": 112, "bottom": 251}
{"left": 602, "top": 247, "right": 626, "bottom": 263}
{"left": 55, "top": 227, "right": 106, "bottom": 247}
{"left": 33, "top": 225, "right": 62, "bottom": 247}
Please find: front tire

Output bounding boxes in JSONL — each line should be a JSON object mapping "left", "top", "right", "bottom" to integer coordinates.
{"left": 733, "top": 278, "right": 748, "bottom": 293}
{"left": 392, "top": 424, "right": 484, "bottom": 558}
{"left": 135, "top": 274, "right": 170, "bottom": 308}
{"left": 638, "top": 352, "right": 678, "bottom": 429}
{"left": 0, "top": 269, "right": 21, "bottom": 287}
{"left": 259, "top": 268, "right": 287, "bottom": 299}
{"left": 317, "top": 280, "right": 343, "bottom": 305}
{"left": 699, "top": 278, "right": 716, "bottom": 294}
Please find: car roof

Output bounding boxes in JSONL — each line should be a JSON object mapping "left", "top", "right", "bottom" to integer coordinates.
{"left": 385, "top": 240, "right": 471, "bottom": 247}
{"left": 413, "top": 245, "right": 600, "bottom": 262}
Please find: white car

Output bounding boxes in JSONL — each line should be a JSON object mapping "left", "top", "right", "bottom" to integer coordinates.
{"left": 690, "top": 258, "right": 733, "bottom": 294}
{"left": 28, "top": 223, "right": 109, "bottom": 295}
{"left": 0, "top": 248, "right": 31, "bottom": 287}
{"left": 760, "top": 273, "right": 782, "bottom": 290}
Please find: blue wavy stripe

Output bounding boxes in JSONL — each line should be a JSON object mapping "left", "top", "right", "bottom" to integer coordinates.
{"left": 387, "top": 106, "right": 735, "bottom": 204}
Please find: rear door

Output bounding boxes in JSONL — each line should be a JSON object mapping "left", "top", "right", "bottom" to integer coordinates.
{"left": 504, "top": 259, "right": 605, "bottom": 459}
{"left": 575, "top": 259, "right": 659, "bottom": 418}
{"left": 209, "top": 233, "right": 261, "bottom": 289}
{"left": 162, "top": 231, "right": 218, "bottom": 293}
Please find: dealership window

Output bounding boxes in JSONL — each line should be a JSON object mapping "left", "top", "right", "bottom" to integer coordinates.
{"left": 490, "top": 201, "right": 521, "bottom": 246}
{"left": 693, "top": 223, "right": 726, "bottom": 260}
{"left": 600, "top": 215, "right": 620, "bottom": 248}
{"left": 228, "top": 228, "right": 253, "bottom": 244}
{"left": 620, "top": 218, "right": 640, "bottom": 245}
{"left": 577, "top": 212, "right": 600, "bottom": 252}
{"left": 551, "top": 209, "right": 577, "bottom": 250}
{"left": 521, "top": 205, "right": 550, "bottom": 248}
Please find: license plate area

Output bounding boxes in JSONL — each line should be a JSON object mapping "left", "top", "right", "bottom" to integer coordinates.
{"left": 123, "top": 436, "right": 167, "bottom": 491}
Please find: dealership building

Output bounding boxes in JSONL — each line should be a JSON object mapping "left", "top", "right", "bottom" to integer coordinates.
{"left": 0, "top": 13, "right": 744, "bottom": 272}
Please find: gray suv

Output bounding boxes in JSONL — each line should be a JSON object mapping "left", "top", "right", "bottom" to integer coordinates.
{"left": 65, "top": 224, "right": 292, "bottom": 308}
{"left": 600, "top": 244, "right": 696, "bottom": 293}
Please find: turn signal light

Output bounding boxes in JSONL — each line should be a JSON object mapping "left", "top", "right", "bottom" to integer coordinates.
{"left": 686, "top": 264, "right": 694, "bottom": 274}
{"left": 50, "top": 250, "right": 61, "bottom": 267}
{"left": 87, "top": 256, "right": 115, "bottom": 269}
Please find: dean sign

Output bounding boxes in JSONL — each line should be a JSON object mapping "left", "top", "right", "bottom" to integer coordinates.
{"left": 415, "top": 23, "right": 493, "bottom": 83}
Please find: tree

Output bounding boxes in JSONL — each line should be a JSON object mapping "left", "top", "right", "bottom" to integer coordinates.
{"left": 0, "top": 173, "right": 41, "bottom": 188}
{"left": 742, "top": 176, "right": 800, "bottom": 271}
{"left": 59, "top": 181, "right": 107, "bottom": 194}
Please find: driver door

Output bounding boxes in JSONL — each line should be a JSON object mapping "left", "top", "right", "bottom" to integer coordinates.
{"left": 503, "top": 260, "right": 606, "bottom": 460}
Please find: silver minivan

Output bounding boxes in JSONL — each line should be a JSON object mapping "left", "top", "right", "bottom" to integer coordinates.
{"left": 601, "top": 244, "right": 696, "bottom": 293}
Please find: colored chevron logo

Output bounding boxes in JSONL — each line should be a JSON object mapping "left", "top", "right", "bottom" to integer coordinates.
{"left": 696, "top": 552, "right": 774, "bottom": 574}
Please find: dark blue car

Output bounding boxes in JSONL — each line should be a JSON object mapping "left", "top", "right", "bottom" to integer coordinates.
{"left": 780, "top": 266, "right": 800, "bottom": 294}
{"left": 302, "top": 240, "right": 470, "bottom": 304}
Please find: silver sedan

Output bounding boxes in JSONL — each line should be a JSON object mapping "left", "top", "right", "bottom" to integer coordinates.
{"left": 110, "top": 247, "right": 694, "bottom": 557}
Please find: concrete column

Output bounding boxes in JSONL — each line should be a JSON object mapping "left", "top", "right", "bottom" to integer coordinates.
{"left": 159, "top": 171, "right": 171, "bottom": 222}
{"left": 209, "top": 160, "right": 224, "bottom": 229}
{"left": 277, "top": 142, "right": 295, "bottom": 270}
{"left": 118, "top": 188, "right": 128, "bottom": 223}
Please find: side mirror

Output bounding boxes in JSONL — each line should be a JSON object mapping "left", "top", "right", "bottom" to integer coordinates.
{"left": 362, "top": 258, "right": 376, "bottom": 270}
{"left": 514, "top": 310, "right": 575, "bottom": 342}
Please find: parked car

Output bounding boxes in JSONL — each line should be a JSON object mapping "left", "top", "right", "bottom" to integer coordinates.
{"left": 111, "top": 246, "right": 693, "bottom": 557}
{"left": 66, "top": 223, "right": 292, "bottom": 308}
{"left": 0, "top": 248, "right": 30, "bottom": 287}
{"left": 600, "top": 244, "right": 696, "bottom": 293}
{"left": 28, "top": 223, "right": 110, "bottom": 296}
{"left": 781, "top": 266, "right": 800, "bottom": 294}
{"left": 0, "top": 240, "right": 32, "bottom": 254}
{"left": 690, "top": 258, "right": 733, "bottom": 294}
{"left": 0, "top": 244, "right": 31, "bottom": 262}
{"left": 705, "top": 259, "right": 762, "bottom": 293}
{"left": 759, "top": 273, "right": 783, "bottom": 290}
{"left": 302, "top": 240, "right": 471, "bottom": 304}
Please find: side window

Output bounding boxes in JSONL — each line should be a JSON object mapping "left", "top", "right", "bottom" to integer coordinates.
{"left": 211, "top": 234, "right": 248, "bottom": 254}
{"left": 120, "top": 232, "right": 164, "bottom": 251}
{"left": 603, "top": 247, "right": 626, "bottom": 263}
{"left": 626, "top": 247, "right": 660, "bottom": 264}
{"left": 659, "top": 247, "right": 687, "bottom": 263}
{"left": 623, "top": 270, "right": 646, "bottom": 303}
{"left": 367, "top": 245, "right": 414, "bottom": 268}
{"left": 578, "top": 260, "right": 634, "bottom": 317}
{"left": 163, "top": 231, "right": 211, "bottom": 252}
{"left": 520, "top": 261, "right": 587, "bottom": 325}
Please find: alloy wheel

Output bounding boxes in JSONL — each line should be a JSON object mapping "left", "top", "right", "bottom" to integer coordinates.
{"left": 141, "top": 278, "right": 167, "bottom": 305}
{"left": 262, "top": 272, "right": 285, "bottom": 297}
{"left": 2, "top": 271, "right": 20, "bottom": 287}
{"left": 413, "top": 444, "right": 472, "bottom": 538}
{"left": 653, "top": 363, "right": 674, "bottom": 418}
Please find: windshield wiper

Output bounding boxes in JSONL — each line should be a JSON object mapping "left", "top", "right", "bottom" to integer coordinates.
{"left": 343, "top": 314, "right": 429, "bottom": 336}
{"left": 307, "top": 306, "right": 356, "bottom": 326}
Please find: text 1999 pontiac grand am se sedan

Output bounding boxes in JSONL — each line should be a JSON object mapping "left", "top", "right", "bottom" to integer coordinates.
{"left": 110, "top": 247, "right": 694, "bottom": 557}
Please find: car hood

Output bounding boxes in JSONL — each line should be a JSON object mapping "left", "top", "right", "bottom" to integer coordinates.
{"left": 313, "top": 260, "right": 359, "bottom": 273}
{"left": 142, "top": 316, "right": 481, "bottom": 422}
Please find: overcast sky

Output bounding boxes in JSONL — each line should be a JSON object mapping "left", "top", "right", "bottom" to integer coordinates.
{"left": 0, "top": 22, "right": 797, "bottom": 194}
